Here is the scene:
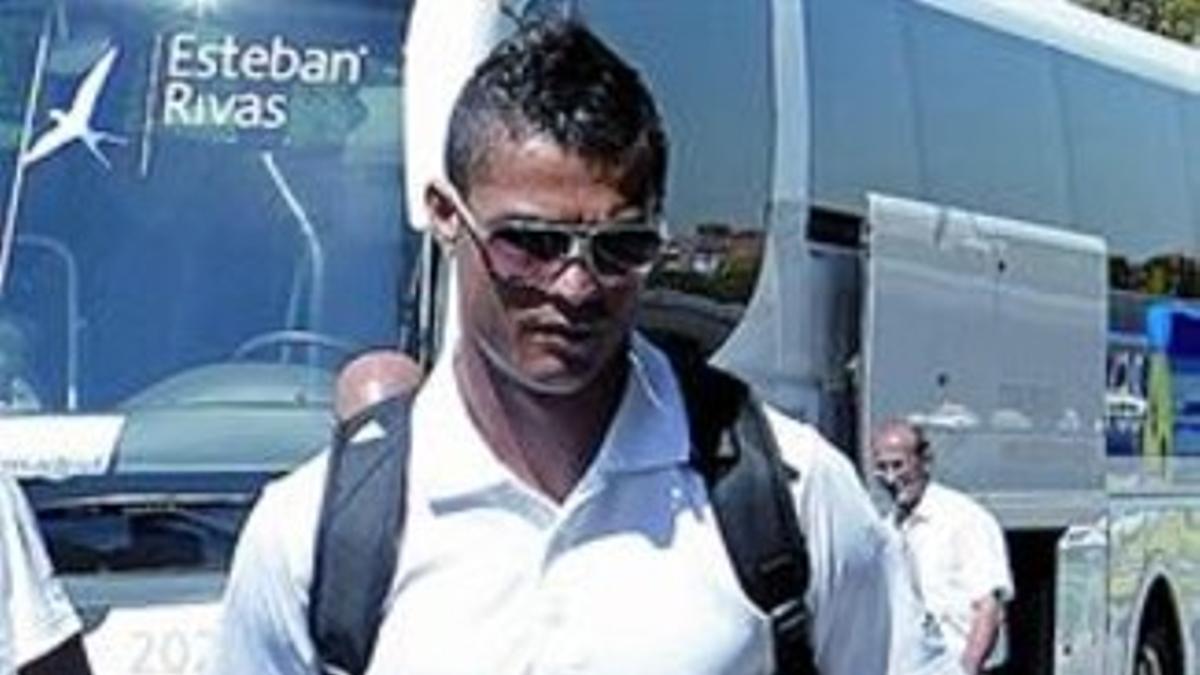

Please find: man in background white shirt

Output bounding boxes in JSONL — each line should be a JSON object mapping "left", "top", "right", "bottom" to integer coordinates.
{"left": 871, "top": 420, "right": 1014, "bottom": 675}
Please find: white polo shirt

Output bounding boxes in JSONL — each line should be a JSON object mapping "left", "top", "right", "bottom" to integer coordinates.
{"left": 0, "top": 474, "right": 81, "bottom": 671}
{"left": 897, "top": 482, "right": 1014, "bottom": 668}
{"left": 213, "top": 335, "right": 950, "bottom": 675}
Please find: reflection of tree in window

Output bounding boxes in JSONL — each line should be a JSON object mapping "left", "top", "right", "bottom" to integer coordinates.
{"left": 1075, "top": 0, "right": 1200, "bottom": 44}
{"left": 1110, "top": 253, "right": 1200, "bottom": 299}
{"left": 648, "top": 223, "right": 764, "bottom": 304}
{"left": 1110, "top": 255, "right": 1138, "bottom": 292}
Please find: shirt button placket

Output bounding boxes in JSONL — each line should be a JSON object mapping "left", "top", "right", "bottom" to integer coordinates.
{"left": 535, "top": 508, "right": 590, "bottom": 673}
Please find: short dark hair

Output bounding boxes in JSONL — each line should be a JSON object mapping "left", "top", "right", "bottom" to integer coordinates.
{"left": 910, "top": 423, "right": 931, "bottom": 459}
{"left": 444, "top": 19, "right": 667, "bottom": 210}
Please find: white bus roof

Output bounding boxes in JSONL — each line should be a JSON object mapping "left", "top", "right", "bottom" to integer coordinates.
{"left": 922, "top": 0, "right": 1200, "bottom": 94}
{"left": 809, "top": 0, "right": 1200, "bottom": 259}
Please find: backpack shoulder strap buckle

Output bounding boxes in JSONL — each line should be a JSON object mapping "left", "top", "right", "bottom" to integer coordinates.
{"left": 770, "top": 596, "right": 810, "bottom": 640}
{"left": 770, "top": 595, "right": 816, "bottom": 674}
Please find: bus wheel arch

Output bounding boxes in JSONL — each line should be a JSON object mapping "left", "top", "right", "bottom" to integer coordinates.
{"left": 1133, "top": 579, "right": 1184, "bottom": 675}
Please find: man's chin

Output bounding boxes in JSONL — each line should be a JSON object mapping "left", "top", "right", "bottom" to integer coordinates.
{"left": 896, "top": 487, "right": 925, "bottom": 510}
{"left": 517, "top": 357, "right": 602, "bottom": 396}
{"left": 478, "top": 345, "right": 597, "bottom": 396}
{"left": 476, "top": 330, "right": 626, "bottom": 396}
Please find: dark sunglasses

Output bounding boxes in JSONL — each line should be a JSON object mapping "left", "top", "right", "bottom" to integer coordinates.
{"left": 449, "top": 188, "right": 664, "bottom": 286}
{"left": 477, "top": 218, "right": 663, "bottom": 282}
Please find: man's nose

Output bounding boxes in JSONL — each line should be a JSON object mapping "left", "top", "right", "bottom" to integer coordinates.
{"left": 547, "top": 258, "right": 602, "bottom": 304}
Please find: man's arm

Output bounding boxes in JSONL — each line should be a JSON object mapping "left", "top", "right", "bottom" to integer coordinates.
{"left": 766, "top": 412, "right": 892, "bottom": 675}
{"left": 959, "top": 594, "right": 1002, "bottom": 675}
{"left": 819, "top": 535, "right": 893, "bottom": 675}
{"left": 207, "top": 458, "right": 329, "bottom": 675}
{"left": 956, "top": 499, "right": 1013, "bottom": 674}
{"left": 19, "top": 634, "right": 90, "bottom": 675}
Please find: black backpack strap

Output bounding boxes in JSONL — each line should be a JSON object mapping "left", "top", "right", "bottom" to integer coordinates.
{"left": 309, "top": 396, "right": 413, "bottom": 675}
{"left": 674, "top": 357, "right": 817, "bottom": 675}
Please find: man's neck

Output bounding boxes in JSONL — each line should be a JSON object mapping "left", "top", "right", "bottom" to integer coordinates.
{"left": 895, "top": 483, "right": 930, "bottom": 526}
{"left": 453, "top": 343, "right": 629, "bottom": 503}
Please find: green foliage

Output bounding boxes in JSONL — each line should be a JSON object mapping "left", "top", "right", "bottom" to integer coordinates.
{"left": 1076, "top": 0, "right": 1200, "bottom": 43}
{"left": 648, "top": 257, "right": 762, "bottom": 304}
{"left": 1111, "top": 254, "right": 1200, "bottom": 298}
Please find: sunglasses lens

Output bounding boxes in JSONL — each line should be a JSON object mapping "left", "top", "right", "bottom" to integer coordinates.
{"left": 489, "top": 228, "right": 571, "bottom": 265}
{"left": 593, "top": 230, "right": 663, "bottom": 274}
{"left": 479, "top": 220, "right": 662, "bottom": 283}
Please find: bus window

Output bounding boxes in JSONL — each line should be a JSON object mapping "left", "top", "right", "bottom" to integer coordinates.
{"left": 576, "top": 0, "right": 774, "bottom": 354}
{"left": 1145, "top": 302, "right": 1200, "bottom": 457}
{"left": 0, "top": 5, "right": 415, "bottom": 664}
{"left": 0, "top": 0, "right": 416, "bottom": 414}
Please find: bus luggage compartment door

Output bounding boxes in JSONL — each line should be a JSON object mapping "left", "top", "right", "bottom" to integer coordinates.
{"left": 860, "top": 193, "right": 1107, "bottom": 527}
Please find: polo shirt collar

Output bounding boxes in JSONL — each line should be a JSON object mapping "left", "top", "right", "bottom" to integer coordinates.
{"left": 592, "top": 332, "right": 691, "bottom": 474}
{"left": 410, "top": 332, "right": 691, "bottom": 502}
{"left": 904, "top": 481, "right": 944, "bottom": 526}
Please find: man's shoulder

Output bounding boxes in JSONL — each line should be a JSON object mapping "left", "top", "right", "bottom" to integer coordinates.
{"left": 926, "top": 481, "right": 1002, "bottom": 529}
{"left": 653, "top": 355, "right": 887, "bottom": 553}
{"left": 259, "top": 451, "right": 329, "bottom": 513}
{"left": 236, "top": 451, "right": 329, "bottom": 581}
{"left": 759, "top": 406, "right": 888, "bottom": 556}
{"left": 213, "top": 452, "right": 330, "bottom": 674}
{"left": 926, "top": 481, "right": 983, "bottom": 510}
{"left": 753, "top": 407, "right": 900, "bottom": 674}
{"left": 760, "top": 406, "right": 863, "bottom": 496}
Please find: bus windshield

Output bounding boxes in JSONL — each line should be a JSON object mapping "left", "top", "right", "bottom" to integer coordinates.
{"left": 0, "top": 0, "right": 414, "bottom": 415}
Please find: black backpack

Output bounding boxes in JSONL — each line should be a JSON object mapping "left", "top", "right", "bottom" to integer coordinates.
{"left": 308, "top": 355, "right": 815, "bottom": 675}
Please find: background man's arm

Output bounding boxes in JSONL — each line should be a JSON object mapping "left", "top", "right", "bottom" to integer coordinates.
{"left": 956, "top": 498, "right": 1013, "bottom": 675}
{"left": 959, "top": 594, "right": 1002, "bottom": 675}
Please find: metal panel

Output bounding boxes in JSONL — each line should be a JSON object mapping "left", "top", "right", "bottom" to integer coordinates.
{"left": 862, "top": 193, "right": 1107, "bottom": 523}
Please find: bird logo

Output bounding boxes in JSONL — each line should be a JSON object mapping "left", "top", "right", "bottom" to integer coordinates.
{"left": 23, "top": 46, "right": 127, "bottom": 170}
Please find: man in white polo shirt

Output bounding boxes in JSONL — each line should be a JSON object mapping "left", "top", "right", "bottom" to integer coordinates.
{"left": 871, "top": 420, "right": 1014, "bottom": 675}
{"left": 0, "top": 475, "right": 89, "bottom": 675}
{"left": 213, "top": 18, "right": 959, "bottom": 675}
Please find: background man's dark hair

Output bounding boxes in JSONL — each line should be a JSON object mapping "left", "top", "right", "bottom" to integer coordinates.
{"left": 444, "top": 19, "right": 667, "bottom": 210}
{"left": 911, "top": 422, "right": 930, "bottom": 459}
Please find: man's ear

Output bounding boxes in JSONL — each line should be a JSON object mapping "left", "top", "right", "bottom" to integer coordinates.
{"left": 425, "top": 181, "right": 462, "bottom": 246}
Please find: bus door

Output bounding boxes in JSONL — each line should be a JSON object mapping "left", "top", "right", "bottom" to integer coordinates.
{"left": 859, "top": 192, "right": 1107, "bottom": 528}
